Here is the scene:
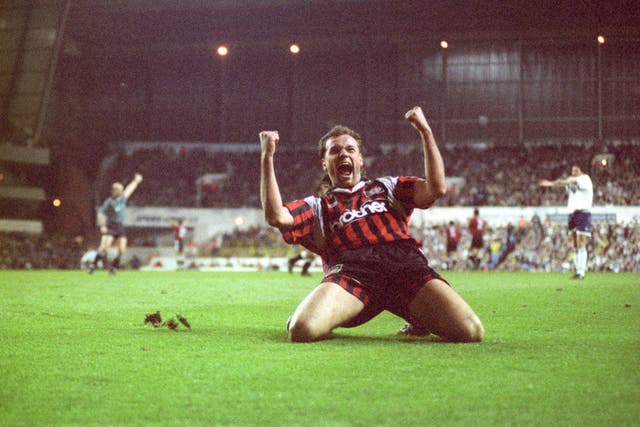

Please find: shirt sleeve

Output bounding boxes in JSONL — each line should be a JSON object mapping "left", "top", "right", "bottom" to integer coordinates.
{"left": 375, "top": 175, "right": 426, "bottom": 220}
{"left": 99, "top": 199, "right": 110, "bottom": 214}
{"left": 393, "top": 176, "right": 423, "bottom": 210}
{"left": 281, "top": 198, "right": 316, "bottom": 245}
{"left": 393, "top": 176, "right": 433, "bottom": 213}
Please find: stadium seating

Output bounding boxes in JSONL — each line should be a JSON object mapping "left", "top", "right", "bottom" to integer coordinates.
{"left": 99, "top": 141, "right": 640, "bottom": 208}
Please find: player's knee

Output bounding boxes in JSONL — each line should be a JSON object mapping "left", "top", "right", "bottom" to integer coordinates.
{"left": 441, "top": 315, "right": 484, "bottom": 343}
{"left": 460, "top": 315, "right": 484, "bottom": 343}
{"left": 287, "top": 317, "right": 326, "bottom": 343}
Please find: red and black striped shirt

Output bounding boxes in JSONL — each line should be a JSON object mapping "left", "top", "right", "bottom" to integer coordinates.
{"left": 281, "top": 176, "right": 426, "bottom": 262}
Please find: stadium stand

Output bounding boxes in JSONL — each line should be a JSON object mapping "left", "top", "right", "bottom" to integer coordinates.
{"left": 414, "top": 219, "right": 640, "bottom": 273}
{"left": 98, "top": 141, "right": 640, "bottom": 208}
{"left": 84, "top": 138, "right": 640, "bottom": 273}
{"left": 0, "top": 232, "right": 84, "bottom": 269}
{"left": 210, "top": 218, "right": 640, "bottom": 273}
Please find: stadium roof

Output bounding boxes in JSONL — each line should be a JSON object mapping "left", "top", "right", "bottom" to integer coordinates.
{"left": 66, "top": 0, "right": 640, "bottom": 48}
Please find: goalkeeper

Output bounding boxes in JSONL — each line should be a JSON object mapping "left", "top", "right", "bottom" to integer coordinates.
{"left": 89, "top": 173, "right": 142, "bottom": 274}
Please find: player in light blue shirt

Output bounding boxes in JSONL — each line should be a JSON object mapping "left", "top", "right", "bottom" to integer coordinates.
{"left": 89, "top": 173, "right": 143, "bottom": 274}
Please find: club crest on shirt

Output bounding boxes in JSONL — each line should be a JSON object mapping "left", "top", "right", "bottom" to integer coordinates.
{"left": 364, "top": 184, "right": 385, "bottom": 197}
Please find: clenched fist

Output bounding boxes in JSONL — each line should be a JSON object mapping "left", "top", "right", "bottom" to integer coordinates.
{"left": 405, "top": 106, "right": 432, "bottom": 134}
{"left": 259, "top": 130, "right": 280, "bottom": 156}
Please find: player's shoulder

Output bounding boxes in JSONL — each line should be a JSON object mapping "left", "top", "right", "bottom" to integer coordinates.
{"left": 373, "top": 175, "right": 413, "bottom": 189}
{"left": 577, "top": 173, "right": 593, "bottom": 185}
{"left": 299, "top": 194, "right": 322, "bottom": 210}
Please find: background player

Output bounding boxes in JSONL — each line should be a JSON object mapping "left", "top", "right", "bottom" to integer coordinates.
{"left": 165, "top": 217, "right": 188, "bottom": 270}
{"left": 445, "top": 220, "right": 462, "bottom": 269}
{"left": 89, "top": 173, "right": 143, "bottom": 274}
{"left": 539, "top": 164, "right": 593, "bottom": 279}
{"left": 288, "top": 249, "right": 315, "bottom": 276}
{"left": 259, "top": 106, "right": 484, "bottom": 343}
{"left": 468, "top": 208, "right": 486, "bottom": 269}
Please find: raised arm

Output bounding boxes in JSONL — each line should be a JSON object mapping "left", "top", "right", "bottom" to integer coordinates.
{"left": 404, "top": 106, "right": 447, "bottom": 208}
{"left": 539, "top": 177, "right": 577, "bottom": 187}
{"left": 123, "top": 173, "right": 143, "bottom": 198}
{"left": 259, "top": 131, "right": 294, "bottom": 228}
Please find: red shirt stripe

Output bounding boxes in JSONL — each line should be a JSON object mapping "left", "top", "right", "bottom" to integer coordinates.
{"left": 282, "top": 177, "right": 425, "bottom": 261}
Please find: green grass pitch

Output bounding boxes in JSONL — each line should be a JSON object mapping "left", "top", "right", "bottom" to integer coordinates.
{"left": 1, "top": 270, "right": 638, "bottom": 426}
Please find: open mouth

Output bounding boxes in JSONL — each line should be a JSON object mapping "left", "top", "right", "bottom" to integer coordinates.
{"left": 337, "top": 163, "right": 353, "bottom": 177}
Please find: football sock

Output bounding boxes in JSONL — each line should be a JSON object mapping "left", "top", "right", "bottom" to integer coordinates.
{"left": 573, "top": 249, "right": 580, "bottom": 274}
{"left": 577, "top": 248, "right": 587, "bottom": 275}
{"left": 111, "top": 256, "right": 121, "bottom": 269}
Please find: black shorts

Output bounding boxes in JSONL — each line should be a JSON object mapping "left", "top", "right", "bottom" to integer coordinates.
{"left": 323, "top": 240, "right": 447, "bottom": 328}
{"left": 175, "top": 239, "right": 184, "bottom": 254}
{"left": 470, "top": 234, "right": 484, "bottom": 250}
{"left": 105, "top": 222, "right": 126, "bottom": 239}
{"left": 446, "top": 240, "right": 459, "bottom": 254}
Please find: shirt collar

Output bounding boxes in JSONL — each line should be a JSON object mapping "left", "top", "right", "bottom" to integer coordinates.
{"left": 330, "top": 179, "right": 367, "bottom": 195}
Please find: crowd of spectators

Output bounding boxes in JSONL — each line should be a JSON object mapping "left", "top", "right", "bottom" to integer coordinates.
{"left": 0, "top": 233, "right": 85, "bottom": 269}
{"left": 1, "top": 219, "right": 637, "bottom": 272}
{"left": 100, "top": 146, "right": 300, "bottom": 208}
{"left": 216, "top": 225, "right": 289, "bottom": 258}
{"left": 100, "top": 141, "right": 640, "bottom": 208}
{"left": 414, "top": 219, "right": 640, "bottom": 273}
{"left": 215, "top": 217, "right": 639, "bottom": 272}
{"left": 372, "top": 142, "right": 640, "bottom": 207}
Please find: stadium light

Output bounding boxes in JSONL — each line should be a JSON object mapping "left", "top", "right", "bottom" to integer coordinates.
{"left": 217, "top": 45, "right": 229, "bottom": 56}
{"left": 289, "top": 44, "right": 300, "bottom": 54}
{"left": 597, "top": 35, "right": 605, "bottom": 44}
{"left": 440, "top": 40, "right": 449, "bottom": 49}
{"left": 52, "top": 198, "right": 61, "bottom": 207}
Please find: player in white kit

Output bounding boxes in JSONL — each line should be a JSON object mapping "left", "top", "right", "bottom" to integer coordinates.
{"left": 540, "top": 165, "right": 593, "bottom": 279}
